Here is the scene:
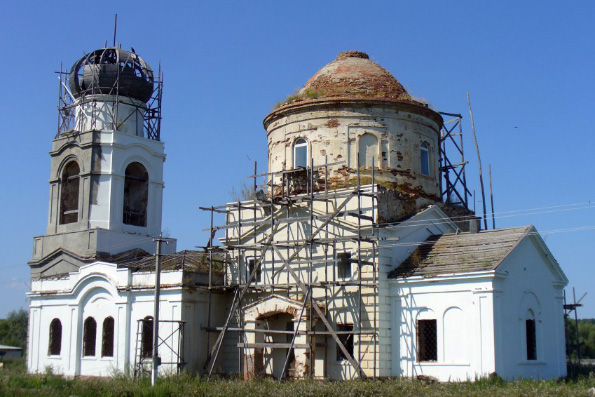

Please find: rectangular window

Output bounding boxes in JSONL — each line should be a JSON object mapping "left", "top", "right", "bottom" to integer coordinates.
{"left": 526, "top": 319, "right": 537, "bottom": 360}
{"left": 247, "top": 257, "right": 262, "bottom": 284}
{"left": 417, "top": 319, "right": 437, "bottom": 362}
{"left": 336, "top": 324, "right": 354, "bottom": 361}
{"left": 336, "top": 252, "right": 352, "bottom": 280}
{"left": 420, "top": 144, "right": 430, "bottom": 176}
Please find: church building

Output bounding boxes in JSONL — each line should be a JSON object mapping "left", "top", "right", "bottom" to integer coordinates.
{"left": 27, "top": 47, "right": 568, "bottom": 381}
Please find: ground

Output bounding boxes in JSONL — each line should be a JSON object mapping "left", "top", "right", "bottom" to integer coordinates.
{"left": 1, "top": 358, "right": 594, "bottom": 396}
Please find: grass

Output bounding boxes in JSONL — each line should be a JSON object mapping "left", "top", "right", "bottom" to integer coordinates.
{"left": 1, "top": 359, "right": 594, "bottom": 396}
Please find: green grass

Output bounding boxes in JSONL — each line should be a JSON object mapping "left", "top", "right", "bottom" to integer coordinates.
{"left": 1, "top": 359, "right": 594, "bottom": 397}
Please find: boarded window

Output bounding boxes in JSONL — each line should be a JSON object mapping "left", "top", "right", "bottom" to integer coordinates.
{"left": 83, "top": 317, "right": 97, "bottom": 357}
{"left": 246, "top": 257, "right": 261, "bottom": 284}
{"left": 123, "top": 162, "right": 148, "bottom": 226}
{"left": 358, "top": 133, "right": 378, "bottom": 169}
{"left": 141, "top": 316, "right": 154, "bottom": 358}
{"left": 417, "top": 319, "right": 437, "bottom": 361}
{"left": 526, "top": 319, "right": 537, "bottom": 360}
{"left": 48, "top": 318, "right": 62, "bottom": 356}
{"left": 337, "top": 252, "right": 352, "bottom": 280}
{"left": 60, "top": 161, "right": 80, "bottom": 224}
{"left": 101, "top": 317, "right": 115, "bottom": 357}
{"left": 293, "top": 138, "right": 308, "bottom": 168}
{"left": 336, "top": 324, "right": 354, "bottom": 361}
{"left": 420, "top": 143, "right": 430, "bottom": 176}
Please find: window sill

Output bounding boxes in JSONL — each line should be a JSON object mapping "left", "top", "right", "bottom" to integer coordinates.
{"left": 46, "top": 355, "right": 62, "bottom": 360}
{"left": 518, "top": 360, "right": 546, "bottom": 366}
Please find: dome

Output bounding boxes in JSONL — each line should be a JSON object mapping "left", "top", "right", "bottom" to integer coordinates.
{"left": 279, "top": 51, "right": 413, "bottom": 107}
{"left": 68, "top": 47, "right": 154, "bottom": 103}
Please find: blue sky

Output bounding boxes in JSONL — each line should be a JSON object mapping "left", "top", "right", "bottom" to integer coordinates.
{"left": 0, "top": 1, "right": 593, "bottom": 318}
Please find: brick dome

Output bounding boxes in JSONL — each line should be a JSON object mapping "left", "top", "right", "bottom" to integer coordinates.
{"left": 297, "top": 51, "right": 411, "bottom": 102}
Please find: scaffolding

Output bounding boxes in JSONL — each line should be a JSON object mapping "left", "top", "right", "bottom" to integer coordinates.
{"left": 197, "top": 155, "right": 387, "bottom": 380}
{"left": 439, "top": 112, "right": 471, "bottom": 208}
{"left": 56, "top": 53, "right": 163, "bottom": 140}
{"left": 133, "top": 319, "right": 186, "bottom": 378}
{"left": 199, "top": 109, "right": 470, "bottom": 380}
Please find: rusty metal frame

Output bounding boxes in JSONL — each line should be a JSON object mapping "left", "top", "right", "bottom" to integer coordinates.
{"left": 133, "top": 319, "right": 185, "bottom": 378}
{"left": 56, "top": 60, "right": 162, "bottom": 140}
{"left": 439, "top": 112, "right": 470, "bottom": 208}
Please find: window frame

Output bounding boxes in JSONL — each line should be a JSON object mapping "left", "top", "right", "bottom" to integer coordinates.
{"left": 246, "top": 256, "right": 262, "bottom": 284}
{"left": 420, "top": 142, "right": 430, "bottom": 176}
{"left": 59, "top": 161, "right": 80, "bottom": 224}
{"left": 293, "top": 138, "right": 308, "bottom": 169}
{"left": 83, "top": 317, "right": 97, "bottom": 357}
{"left": 101, "top": 316, "right": 115, "bottom": 358}
{"left": 141, "top": 316, "right": 154, "bottom": 358}
{"left": 123, "top": 162, "right": 149, "bottom": 227}
{"left": 525, "top": 310, "right": 537, "bottom": 361}
{"left": 48, "top": 318, "right": 62, "bottom": 356}
{"left": 416, "top": 318, "right": 438, "bottom": 362}
{"left": 336, "top": 323, "right": 354, "bottom": 362}
{"left": 336, "top": 251, "right": 352, "bottom": 281}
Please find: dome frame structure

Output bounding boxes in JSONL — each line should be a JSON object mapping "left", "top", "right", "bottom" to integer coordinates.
{"left": 57, "top": 47, "right": 163, "bottom": 141}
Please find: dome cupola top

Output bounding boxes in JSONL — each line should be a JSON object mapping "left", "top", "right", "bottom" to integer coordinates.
{"left": 68, "top": 47, "right": 154, "bottom": 103}
{"left": 280, "top": 51, "right": 414, "bottom": 108}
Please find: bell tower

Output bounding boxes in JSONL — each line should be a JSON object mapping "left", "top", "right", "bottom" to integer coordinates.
{"left": 30, "top": 47, "right": 175, "bottom": 277}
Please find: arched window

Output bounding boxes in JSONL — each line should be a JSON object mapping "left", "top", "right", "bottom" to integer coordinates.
{"left": 60, "top": 161, "right": 80, "bottom": 224}
{"left": 48, "top": 318, "right": 62, "bottom": 356}
{"left": 420, "top": 143, "right": 430, "bottom": 176}
{"left": 358, "top": 133, "right": 378, "bottom": 169}
{"left": 293, "top": 138, "right": 308, "bottom": 168}
{"left": 123, "top": 162, "right": 148, "bottom": 227}
{"left": 526, "top": 310, "right": 537, "bottom": 360}
{"left": 83, "top": 317, "right": 97, "bottom": 357}
{"left": 101, "top": 317, "right": 115, "bottom": 357}
{"left": 141, "top": 316, "right": 154, "bottom": 358}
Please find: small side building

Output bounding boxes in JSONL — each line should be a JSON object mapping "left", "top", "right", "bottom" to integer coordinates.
{"left": 389, "top": 226, "right": 568, "bottom": 381}
{"left": 27, "top": 250, "right": 223, "bottom": 376}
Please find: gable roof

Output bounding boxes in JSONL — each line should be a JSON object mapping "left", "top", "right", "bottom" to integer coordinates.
{"left": 389, "top": 226, "right": 533, "bottom": 278}
{"left": 117, "top": 250, "right": 225, "bottom": 275}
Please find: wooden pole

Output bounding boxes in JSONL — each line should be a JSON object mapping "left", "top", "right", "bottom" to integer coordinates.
{"left": 489, "top": 164, "right": 496, "bottom": 230}
{"left": 467, "top": 93, "right": 488, "bottom": 230}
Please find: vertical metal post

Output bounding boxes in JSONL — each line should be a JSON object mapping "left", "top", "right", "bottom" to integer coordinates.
{"left": 357, "top": 154, "right": 362, "bottom": 373}
{"left": 152, "top": 235, "right": 164, "bottom": 386}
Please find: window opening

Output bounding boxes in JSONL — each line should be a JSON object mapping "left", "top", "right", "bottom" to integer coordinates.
{"left": 417, "top": 319, "right": 437, "bottom": 361}
{"left": 123, "top": 162, "right": 148, "bottom": 226}
{"left": 337, "top": 252, "right": 352, "bottom": 280}
{"left": 141, "top": 316, "right": 153, "bottom": 358}
{"left": 294, "top": 138, "right": 308, "bottom": 168}
{"left": 246, "top": 257, "right": 262, "bottom": 284}
{"left": 420, "top": 143, "right": 430, "bottom": 176}
{"left": 101, "top": 317, "right": 115, "bottom": 357}
{"left": 59, "top": 161, "right": 80, "bottom": 224}
{"left": 336, "top": 324, "right": 354, "bottom": 361}
{"left": 48, "top": 318, "right": 62, "bottom": 356}
{"left": 358, "top": 133, "right": 378, "bottom": 169}
{"left": 83, "top": 317, "right": 97, "bottom": 357}
{"left": 526, "top": 318, "right": 537, "bottom": 360}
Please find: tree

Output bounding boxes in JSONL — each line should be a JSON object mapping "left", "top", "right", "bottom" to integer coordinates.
{"left": 566, "top": 318, "right": 595, "bottom": 359}
{"left": 0, "top": 308, "right": 28, "bottom": 350}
